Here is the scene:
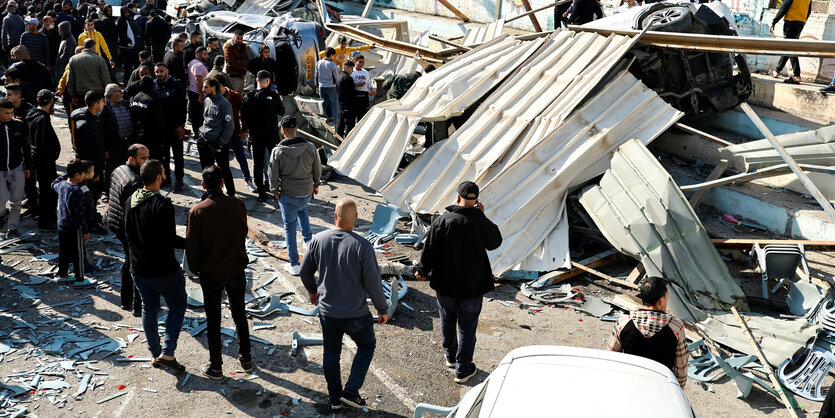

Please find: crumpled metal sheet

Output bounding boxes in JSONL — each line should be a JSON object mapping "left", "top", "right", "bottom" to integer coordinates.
{"left": 580, "top": 139, "right": 748, "bottom": 314}
{"left": 726, "top": 125, "right": 835, "bottom": 170}
{"left": 328, "top": 35, "right": 542, "bottom": 191}
{"left": 462, "top": 19, "right": 505, "bottom": 46}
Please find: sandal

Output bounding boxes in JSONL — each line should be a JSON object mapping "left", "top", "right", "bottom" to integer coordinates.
{"left": 784, "top": 77, "right": 800, "bottom": 84}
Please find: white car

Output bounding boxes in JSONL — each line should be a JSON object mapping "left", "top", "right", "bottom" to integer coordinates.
{"left": 415, "top": 346, "right": 695, "bottom": 417}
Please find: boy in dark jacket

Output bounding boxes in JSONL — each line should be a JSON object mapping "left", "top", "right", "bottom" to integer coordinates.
{"left": 27, "top": 90, "right": 61, "bottom": 230}
{"left": 416, "top": 181, "right": 502, "bottom": 384}
{"left": 52, "top": 158, "right": 94, "bottom": 288}
{"left": 186, "top": 165, "right": 251, "bottom": 380}
{"left": 72, "top": 91, "right": 107, "bottom": 205}
{"left": 335, "top": 60, "right": 356, "bottom": 138}
{"left": 0, "top": 98, "right": 32, "bottom": 237}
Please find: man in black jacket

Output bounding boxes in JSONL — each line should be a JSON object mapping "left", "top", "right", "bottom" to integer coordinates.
{"left": 130, "top": 75, "right": 165, "bottom": 156}
{"left": 105, "top": 143, "right": 148, "bottom": 317}
{"left": 153, "top": 62, "right": 187, "bottom": 190}
{"left": 0, "top": 98, "right": 32, "bottom": 238}
{"left": 335, "top": 60, "right": 356, "bottom": 138}
{"left": 416, "top": 181, "right": 502, "bottom": 384}
{"left": 186, "top": 165, "right": 251, "bottom": 380}
{"left": 116, "top": 6, "right": 141, "bottom": 84}
{"left": 26, "top": 89, "right": 61, "bottom": 230}
{"left": 182, "top": 31, "right": 201, "bottom": 69}
{"left": 564, "top": 0, "right": 603, "bottom": 25}
{"left": 71, "top": 90, "right": 107, "bottom": 211}
{"left": 241, "top": 70, "right": 284, "bottom": 201}
{"left": 101, "top": 84, "right": 134, "bottom": 194}
{"left": 163, "top": 38, "right": 186, "bottom": 86}
{"left": 125, "top": 159, "right": 187, "bottom": 373}
{"left": 144, "top": 9, "right": 169, "bottom": 64}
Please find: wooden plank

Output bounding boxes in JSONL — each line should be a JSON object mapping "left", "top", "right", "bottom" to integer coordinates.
{"left": 571, "top": 262, "right": 639, "bottom": 290}
{"left": 518, "top": 0, "right": 542, "bottom": 32}
{"left": 247, "top": 220, "right": 302, "bottom": 264}
{"left": 688, "top": 159, "right": 728, "bottom": 210}
{"left": 625, "top": 264, "right": 644, "bottom": 285}
{"left": 731, "top": 307, "right": 800, "bottom": 417}
{"left": 674, "top": 123, "right": 734, "bottom": 147}
{"left": 436, "top": 0, "right": 470, "bottom": 22}
{"left": 712, "top": 238, "right": 835, "bottom": 250}
{"left": 740, "top": 103, "right": 835, "bottom": 223}
{"left": 299, "top": 102, "right": 345, "bottom": 144}
{"left": 536, "top": 250, "right": 619, "bottom": 286}
{"left": 505, "top": 0, "right": 571, "bottom": 23}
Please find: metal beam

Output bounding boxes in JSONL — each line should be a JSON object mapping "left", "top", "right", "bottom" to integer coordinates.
{"left": 428, "top": 34, "right": 472, "bottom": 51}
{"left": 568, "top": 25, "right": 835, "bottom": 58}
{"left": 361, "top": 0, "right": 374, "bottom": 17}
{"left": 674, "top": 122, "right": 735, "bottom": 147}
{"left": 712, "top": 238, "right": 835, "bottom": 250}
{"left": 436, "top": 0, "right": 470, "bottom": 22}
{"left": 740, "top": 103, "right": 835, "bottom": 222}
{"left": 688, "top": 159, "right": 728, "bottom": 210}
{"left": 679, "top": 163, "right": 835, "bottom": 192}
{"left": 326, "top": 23, "right": 447, "bottom": 62}
{"left": 518, "top": 0, "right": 542, "bottom": 32}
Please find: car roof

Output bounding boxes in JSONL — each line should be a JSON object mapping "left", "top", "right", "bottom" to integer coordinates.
{"left": 468, "top": 346, "right": 693, "bottom": 417}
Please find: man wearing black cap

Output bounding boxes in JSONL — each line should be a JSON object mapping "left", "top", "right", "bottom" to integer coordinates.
{"left": 268, "top": 115, "right": 321, "bottom": 276}
{"left": 415, "top": 181, "right": 502, "bottom": 384}
{"left": 26, "top": 89, "right": 60, "bottom": 230}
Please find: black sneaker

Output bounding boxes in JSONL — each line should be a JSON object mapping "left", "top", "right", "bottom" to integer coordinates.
{"left": 201, "top": 364, "right": 223, "bottom": 380}
{"left": 821, "top": 85, "right": 835, "bottom": 94}
{"left": 330, "top": 401, "right": 343, "bottom": 412}
{"left": 257, "top": 192, "right": 268, "bottom": 202}
{"left": 339, "top": 393, "right": 367, "bottom": 409}
{"left": 153, "top": 357, "right": 186, "bottom": 373}
{"left": 454, "top": 366, "right": 477, "bottom": 384}
{"left": 174, "top": 182, "right": 185, "bottom": 192}
{"left": 445, "top": 358, "right": 455, "bottom": 369}
{"left": 239, "top": 355, "right": 252, "bottom": 373}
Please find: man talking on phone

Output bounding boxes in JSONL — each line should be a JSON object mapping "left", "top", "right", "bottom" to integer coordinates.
{"left": 416, "top": 181, "right": 502, "bottom": 384}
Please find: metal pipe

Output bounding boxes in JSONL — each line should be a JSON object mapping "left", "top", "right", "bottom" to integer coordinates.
{"left": 428, "top": 34, "right": 472, "bottom": 51}
{"left": 505, "top": 0, "right": 572, "bottom": 24}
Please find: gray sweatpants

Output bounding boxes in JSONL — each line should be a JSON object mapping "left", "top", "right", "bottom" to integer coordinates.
{"left": 0, "top": 165, "right": 25, "bottom": 231}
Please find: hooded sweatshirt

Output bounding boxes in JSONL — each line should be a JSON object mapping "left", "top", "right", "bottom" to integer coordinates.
{"left": 56, "top": 21, "right": 76, "bottom": 74}
{"left": 124, "top": 188, "right": 185, "bottom": 278}
{"left": 71, "top": 107, "right": 106, "bottom": 172}
{"left": 27, "top": 107, "right": 61, "bottom": 163}
{"left": 607, "top": 309, "right": 687, "bottom": 387}
{"left": 267, "top": 137, "right": 321, "bottom": 197}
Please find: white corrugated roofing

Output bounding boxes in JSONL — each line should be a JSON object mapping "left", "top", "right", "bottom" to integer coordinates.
{"left": 580, "top": 139, "right": 748, "bottom": 315}
{"left": 726, "top": 125, "right": 835, "bottom": 170}
{"left": 462, "top": 19, "right": 505, "bottom": 46}
{"left": 328, "top": 35, "right": 542, "bottom": 191}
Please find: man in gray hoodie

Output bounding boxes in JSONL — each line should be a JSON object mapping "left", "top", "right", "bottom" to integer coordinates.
{"left": 268, "top": 116, "right": 321, "bottom": 276}
{"left": 1, "top": 2, "right": 25, "bottom": 67}
{"left": 196, "top": 78, "right": 234, "bottom": 196}
{"left": 55, "top": 21, "right": 76, "bottom": 87}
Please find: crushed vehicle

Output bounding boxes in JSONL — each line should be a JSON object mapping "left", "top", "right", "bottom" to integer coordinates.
{"left": 588, "top": 2, "right": 752, "bottom": 122}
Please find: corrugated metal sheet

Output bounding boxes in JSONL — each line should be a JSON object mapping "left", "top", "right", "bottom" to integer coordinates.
{"left": 381, "top": 30, "right": 639, "bottom": 214}
{"left": 462, "top": 19, "right": 505, "bottom": 46}
{"left": 726, "top": 125, "right": 835, "bottom": 170}
{"left": 482, "top": 72, "right": 683, "bottom": 273}
{"left": 579, "top": 139, "right": 748, "bottom": 316}
{"left": 328, "top": 35, "right": 542, "bottom": 191}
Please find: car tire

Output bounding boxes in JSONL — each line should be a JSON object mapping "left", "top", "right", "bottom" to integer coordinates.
{"left": 641, "top": 6, "right": 692, "bottom": 32}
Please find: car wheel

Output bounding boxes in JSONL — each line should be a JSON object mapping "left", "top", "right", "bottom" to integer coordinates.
{"left": 641, "top": 6, "right": 692, "bottom": 32}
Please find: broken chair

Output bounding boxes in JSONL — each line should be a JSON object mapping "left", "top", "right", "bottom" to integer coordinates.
{"left": 778, "top": 335, "right": 835, "bottom": 401}
{"left": 363, "top": 204, "right": 403, "bottom": 245}
{"left": 751, "top": 243, "right": 810, "bottom": 299}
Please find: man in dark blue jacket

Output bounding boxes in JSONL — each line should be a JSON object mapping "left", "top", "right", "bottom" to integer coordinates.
{"left": 416, "top": 181, "right": 502, "bottom": 384}
{"left": 0, "top": 98, "right": 31, "bottom": 238}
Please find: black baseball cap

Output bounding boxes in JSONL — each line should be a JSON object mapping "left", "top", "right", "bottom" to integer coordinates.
{"left": 280, "top": 116, "right": 297, "bottom": 129}
{"left": 37, "top": 89, "right": 54, "bottom": 106}
{"left": 458, "top": 181, "right": 479, "bottom": 200}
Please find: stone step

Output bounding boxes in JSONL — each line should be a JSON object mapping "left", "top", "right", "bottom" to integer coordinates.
{"left": 748, "top": 73, "right": 835, "bottom": 124}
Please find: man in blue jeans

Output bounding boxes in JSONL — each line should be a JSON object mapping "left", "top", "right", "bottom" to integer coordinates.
{"left": 268, "top": 116, "right": 321, "bottom": 276}
{"left": 315, "top": 47, "right": 339, "bottom": 125}
{"left": 416, "top": 181, "right": 502, "bottom": 384}
{"left": 125, "top": 159, "right": 188, "bottom": 373}
{"left": 300, "top": 198, "right": 389, "bottom": 412}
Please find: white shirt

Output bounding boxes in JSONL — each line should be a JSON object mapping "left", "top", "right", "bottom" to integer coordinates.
{"left": 351, "top": 68, "right": 370, "bottom": 93}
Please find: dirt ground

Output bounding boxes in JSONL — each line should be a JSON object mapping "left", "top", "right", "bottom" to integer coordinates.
{"left": 0, "top": 102, "right": 831, "bottom": 418}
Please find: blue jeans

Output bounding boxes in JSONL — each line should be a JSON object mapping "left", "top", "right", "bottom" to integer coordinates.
{"left": 320, "top": 86, "right": 339, "bottom": 126}
{"left": 134, "top": 270, "right": 187, "bottom": 358}
{"left": 437, "top": 293, "right": 482, "bottom": 374}
{"left": 320, "top": 314, "right": 376, "bottom": 404}
{"left": 278, "top": 194, "right": 312, "bottom": 266}
{"left": 228, "top": 135, "right": 252, "bottom": 182}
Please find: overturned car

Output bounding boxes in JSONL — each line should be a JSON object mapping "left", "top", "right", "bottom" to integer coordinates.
{"left": 589, "top": 2, "right": 752, "bottom": 122}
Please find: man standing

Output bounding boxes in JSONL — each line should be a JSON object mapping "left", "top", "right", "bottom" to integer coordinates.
{"left": 350, "top": 55, "right": 373, "bottom": 122}
{"left": 186, "top": 165, "right": 251, "bottom": 380}
{"left": 206, "top": 55, "right": 232, "bottom": 94}
{"left": 415, "top": 181, "right": 502, "bottom": 383}
{"left": 124, "top": 159, "right": 187, "bottom": 373}
{"left": 56, "top": 20, "right": 75, "bottom": 79}
{"left": 318, "top": 35, "right": 373, "bottom": 68}
{"left": 607, "top": 277, "right": 687, "bottom": 388}
{"left": 116, "top": 6, "right": 141, "bottom": 84}
{"left": 104, "top": 144, "right": 148, "bottom": 317}
{"left": 336, "top": 60, "right": 356, "bottom": 138}
{"left": 268, "top": 116, "right": 321, "bottom": 276}
{"left": 197, "top": 78, "right": 234, "bottom": 195}
{"left": 26, "top": 89, "right": 60, "bottom": 230}
{"left": 241, "top": 70, "right": 284, "bottom": 202}
{"left": 182, "top": 30, "right": 202, "bottom": 68}
{"left": 153, "top": 62, "right": 187, "bottom": 190}
{"left": 0, "top": 99, "right": 32, "bottom": 238}
{"left": 1, "top": 2, "right": 25, "bottom": 68}
{"left": 130, "top": 76, "right": 165, "bottom": 156}
{"left": 41, "top": 16, "right": 60, "bottom": 75}
{"left": 206, "top": 36, "right": 220, "bottom": 66}
{"left": 315, "top": 47, "right": 339, "bottom": 124}
{"left": 127, "top": 50, "right": 153, "bottom": 86}
{"left": 187, "top": 46, "right": 209, "bottom": 135}
{"left": 770, "top": 0, "right": 812, "bottom": 84}
{"left": 223, "top": 30, "right": 249, "bottom": 93}
{"left": 212, "top": 74, "right": 252, "bottom": 192}
{"left": 66, "top": 38, "right": 110, "bottom": 100}
{"left": 299, "top": 198, "right": 389, "bottom": 412}
{"left": 164, "top": 38, "right": 187, "bottom": 84}
{"left": 563, "top": 0, "right": 603, "bottom": 25}
{"left": 71, "top": 91, "right": 107, "bottom": 208}
{"left": 101, "top": 84, "right": 134, "bottom": 193}
{"left": 144, "top": 9, "right": 168, "bottom": 64}
{"left": 20, "top": 17, "right": 49, "bottom": 67}
{"left": 77, "top": 17, "right": 115, "bottom": 68}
